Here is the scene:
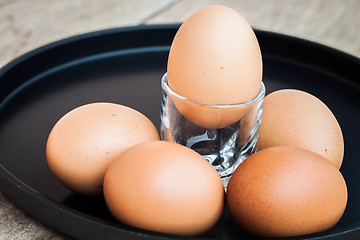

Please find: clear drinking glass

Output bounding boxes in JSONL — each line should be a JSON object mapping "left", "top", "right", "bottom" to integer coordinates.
{"left": 160, "top": 73, "right": 265, "bottom": 187}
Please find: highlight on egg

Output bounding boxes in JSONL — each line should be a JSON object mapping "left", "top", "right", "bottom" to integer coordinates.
{"left": 46, "top": 102, "right": 159, "bottom": 196}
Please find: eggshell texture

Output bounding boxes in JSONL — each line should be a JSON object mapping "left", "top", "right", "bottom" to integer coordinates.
{"left": 167, "top": 5, "right": 262, "bottom": 128}
{"left": 227, "top": 146, "right": 348, "bottom": 238}
{"left": 257, "top": 89, "right": 344, "bottom": 168}
{"left": 103, "top": 141, "right": 224, "bottom": 236}
{"left": 46, "top": 102, "right": 159, "bottom": 196}
{"left": 168, "top": 5, "right": 262, "bottom": 104}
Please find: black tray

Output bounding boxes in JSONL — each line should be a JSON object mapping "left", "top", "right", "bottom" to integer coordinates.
{"left": 0, "top": 25, "right": 359, "bottom": 240}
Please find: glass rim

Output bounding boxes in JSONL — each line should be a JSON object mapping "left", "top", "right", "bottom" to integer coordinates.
{"left": 161, "top": 72, "right": 265, "bottom": 108}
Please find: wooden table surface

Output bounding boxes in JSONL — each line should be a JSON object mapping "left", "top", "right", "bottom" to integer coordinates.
{"left": 0, "top": 0, "right": 359, "bottom": 239}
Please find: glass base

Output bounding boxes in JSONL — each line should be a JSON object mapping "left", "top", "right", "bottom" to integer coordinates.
{"left": 160, "top": 73, "right": 265, "bottom": 188}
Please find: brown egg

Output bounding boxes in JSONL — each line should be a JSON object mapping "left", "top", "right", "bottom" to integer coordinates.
{"left": 257, "top": 89, "right": 344, "bottom": 168}
{"left": 103, "top": 141, "right": 224, "bottom": 236}
{"left": 227, "top": 146, "right": 348, "bottom": 238}
{"left": 167, "top": 5, "right": 262, "bottom": 128}
{"left": 46, "top": 102, "right": 159, "bottom": 196}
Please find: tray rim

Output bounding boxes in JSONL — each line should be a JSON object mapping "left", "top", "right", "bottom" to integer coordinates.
{"left": 1, "top": 24, "right": 359, "bottom": 78}
{"left": 0, "top": 24, "right": 360, "bottom": 240}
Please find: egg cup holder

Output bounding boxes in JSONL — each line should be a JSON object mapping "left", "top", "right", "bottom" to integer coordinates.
{"left": 160, "top": 73, "right": 265, "bottom": 187}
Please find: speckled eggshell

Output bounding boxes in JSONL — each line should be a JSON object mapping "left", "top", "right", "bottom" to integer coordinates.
{"left": 257, "top": 89, "right": 344, "bottom": 168}
{"left": 227, "top": 146, "right": 347, "bottom": 238}
{"left": 46, "top": 102, "right": 159, "bottom": 196}
{"left": 103, "top": 141, "right": 224, "bottom": 236}
{"left": 167, "top": 5, "right": 262, "bottom": 128}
